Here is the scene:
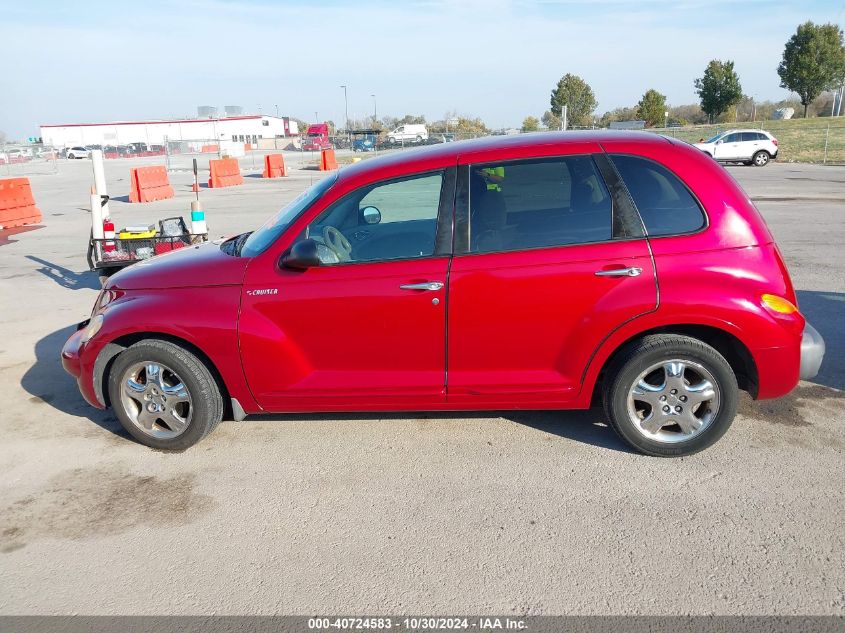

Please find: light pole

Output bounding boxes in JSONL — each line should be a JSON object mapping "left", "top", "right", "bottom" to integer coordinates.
{"left": 371, "top": 94, "right": 377, "bottom": 126}
{"left": 275, "top": 104, "right": 279, "bottom": 118}
{"left": 340, "top": 85, "right": 349, "bottom": 140}
{"left": 664, "top": 111, "right": 669, "bottom": 129}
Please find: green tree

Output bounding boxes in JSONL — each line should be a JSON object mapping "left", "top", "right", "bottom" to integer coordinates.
{"left": 399, "top": 114, "right": 427, "bottom": 125}
{"left": 778, "top": 21, "right": 845, "bottom": 118}
{"left": 453, "top": 117, "right": 489, "bottom": 138}
{"left": 597, "top": 106, "right": 638, "bottom": 128}
{"left": 694, "top": 60, "right": 743, "bottom": 123}
{"left": 636, "top": 89, "right": 668, "bottom": 127}
{"left": 549, "top": 74, "right": 597, "bottom": 128}
{"left": 541, "top": 110, "right": 561, "bottom": 130}
{"left": 521, "top": 116, "right": 540, "bottom": 132}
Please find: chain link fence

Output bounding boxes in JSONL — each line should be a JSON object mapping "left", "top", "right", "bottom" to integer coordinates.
{"left": 0, "top": 143, "right": 60, "bottom": 176}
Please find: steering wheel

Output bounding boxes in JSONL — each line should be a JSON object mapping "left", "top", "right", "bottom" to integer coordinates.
{"left": 322, "top": 226, "right": 353, "bottom": 262}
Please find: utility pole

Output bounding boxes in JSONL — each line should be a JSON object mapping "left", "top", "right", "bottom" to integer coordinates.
{"left": 562, "top": 105, "right": 568, "bottom": 131}
{"left": 275, "top": 104, "right": 279, "bottom": 118}
{"left": 371, "top": 94, "right": 377, "bottom": 126}
{"left": 340, "top": 85, "right": 349, "bottom": 141}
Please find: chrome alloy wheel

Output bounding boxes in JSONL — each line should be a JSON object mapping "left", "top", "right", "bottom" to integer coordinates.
{"left": 754, "top": 152, "right": 769, "bottom": 166}
{"left": 119, "top": 361, "right": 192, "bottom": 439}
{"left": 626, "top": 360, "right": 720, "bottom": 443}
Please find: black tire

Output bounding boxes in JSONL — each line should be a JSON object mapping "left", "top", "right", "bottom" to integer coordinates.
{"left": 602, "top": 334, "right": 738, "bottom": 457}
{"left": 108, "top": 339, "right": 223, "bottom": 450}
{"left": 752, "top": 150, "right": 770, "bottom": 167}
{"left": 67, "top": 154, "right": 75, "bottom": 159}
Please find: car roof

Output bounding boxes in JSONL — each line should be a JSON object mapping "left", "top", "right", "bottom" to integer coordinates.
{"left": 337, "top": 130, "right": 672, "bottom": 184}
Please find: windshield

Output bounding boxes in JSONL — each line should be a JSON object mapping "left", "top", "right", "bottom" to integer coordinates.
{"left": 240, "top": 174, "right": 337, "bottom": 257}
{"left": 705, "top": 134, "right": 724, "bottom": 144}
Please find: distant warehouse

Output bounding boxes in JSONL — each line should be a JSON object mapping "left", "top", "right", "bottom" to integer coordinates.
{"left": 40, "top": 115, "right": 299, "bottom": 149}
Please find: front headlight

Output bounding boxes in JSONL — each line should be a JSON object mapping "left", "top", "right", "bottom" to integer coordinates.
{"left": 80, "top": 314, "right": 104, "bottom": 343}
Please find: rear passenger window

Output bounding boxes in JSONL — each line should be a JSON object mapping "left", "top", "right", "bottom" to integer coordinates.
{"left": 610, "top": 155, "right": 705, "bottom": 237}
{"left": 742, "top": 132, "right": 764, "bottom": 142}
{"left": 467, "top": 156, "right": 612, "bottom": 253}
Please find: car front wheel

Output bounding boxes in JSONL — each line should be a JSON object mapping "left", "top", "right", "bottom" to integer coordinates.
{"left": 602, "top": 334, "right": 738, "bottom": 457}
{"left": 752, "top": 150, "right": 770, "bottom": 166}
{"left": 108, "top": 339, "right": 223, "bottom": 450}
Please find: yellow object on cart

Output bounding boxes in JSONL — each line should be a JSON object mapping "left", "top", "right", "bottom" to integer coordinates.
{"left": 119, "top": 225, "right": 157, "bottom": 239}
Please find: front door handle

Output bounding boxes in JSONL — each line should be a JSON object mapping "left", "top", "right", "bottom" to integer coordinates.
{"left": 400, "top": 281, "right": 444, "bottom": 291}
{"left": 595, "top": 267, "right": 643, "bottom": 277}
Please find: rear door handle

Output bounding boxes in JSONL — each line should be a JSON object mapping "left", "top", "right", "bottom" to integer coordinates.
{"left": 595, "top": 267, "right": 643, "bottom": 277}
{"left": 400, "top": 281, "right": 444, "bottom": 291}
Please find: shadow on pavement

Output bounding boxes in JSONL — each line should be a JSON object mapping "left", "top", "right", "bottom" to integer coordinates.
{"left": 797, "top": 290, "right": 844, "bottom": 391}
{"left": 26, "top": 255, "right": 101, "bottom": 290}
{"left": 250, "top": 408, "right": 634, "bottom": 454}
{"left": 0, "top": 225, "right": 43, "bottom": 247}
{"left": 20, "top": 325, "right": 127, "bottom": 439}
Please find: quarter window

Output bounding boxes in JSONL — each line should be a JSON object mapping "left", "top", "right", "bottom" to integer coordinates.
{"left": 609, "top": 155, "right": 705, "bottom": 237}
{"left": 304, "top": 172, "right": 444, "bottom": 264}
{"left": 466, "top": 156, "right": 612, "bottom": 254}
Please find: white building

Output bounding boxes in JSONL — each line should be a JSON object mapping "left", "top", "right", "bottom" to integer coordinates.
{"left": 40, "top": 115, "right": 299, "bottom": 148}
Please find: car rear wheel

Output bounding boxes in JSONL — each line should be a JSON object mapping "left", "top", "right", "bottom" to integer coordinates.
{"left": 108, "top": 340, "right": 223, "bottom": 450}
{"left": 67, "top": 153, "right": 75, "bottom": 159}
{"left": 602, "top": 334, "right": 738, "bottom": 457}
{"left": 752, "top": 150, "right": 770, "bottom": 167}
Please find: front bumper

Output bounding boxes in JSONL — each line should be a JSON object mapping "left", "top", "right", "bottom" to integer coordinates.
{"left": 61, "top": 319, "right": 106, "bottom": 409}
{"left": 800, "top": 323, "right": 825, "bottom": 380}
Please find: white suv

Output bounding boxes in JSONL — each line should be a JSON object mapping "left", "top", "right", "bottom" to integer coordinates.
{"left": 66, "top": 146, "right": 91, "bottom": 159}
{"left": 693, "top": 129, "right": 778, "bottom": 166}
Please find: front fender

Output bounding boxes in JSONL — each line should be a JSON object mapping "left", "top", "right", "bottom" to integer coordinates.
{"left": 82, "top": 287, "right": 260, "bottom": 413}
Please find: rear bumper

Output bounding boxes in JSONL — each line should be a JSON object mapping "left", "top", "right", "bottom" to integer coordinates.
{"left": 800, "top": 323, "right": 825, "bottom": 380}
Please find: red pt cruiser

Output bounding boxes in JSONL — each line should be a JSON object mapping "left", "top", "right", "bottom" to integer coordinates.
{"left": 62, "top": 132, "right": 824, "bottom": 456}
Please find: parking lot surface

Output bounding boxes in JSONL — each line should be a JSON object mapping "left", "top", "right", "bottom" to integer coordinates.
{"left": 0, "top": 155, "right": 843, "bottom": 615}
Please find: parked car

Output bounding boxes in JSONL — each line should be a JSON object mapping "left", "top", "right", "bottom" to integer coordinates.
{"left": 693, "top": 129, "right": 779, "bottom": 166}
{"left": 66, "top": 146, "right": 91, "bottom": 159}
{"left": 62, "top": 132, "right": 824, "bottom": 455}
{"left": 387, "top": 123, "right": 428, "bottom": 144}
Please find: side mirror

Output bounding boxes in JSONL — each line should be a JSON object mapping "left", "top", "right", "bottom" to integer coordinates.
{"left": 282, "top": 239, "right": 321, "bottom": 270}
{"left": 361, "top": 206, "right": 381, "bottom": 225}
{"left": 716, "top": 140, "right": 723, "bottom": 145}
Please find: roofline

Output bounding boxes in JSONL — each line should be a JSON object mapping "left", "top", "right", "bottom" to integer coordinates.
{"left": 335, "top": 130, "right": 673, "bottom": 184}
{"left": 40, "top": 115, "right": 289, "bottom": 129}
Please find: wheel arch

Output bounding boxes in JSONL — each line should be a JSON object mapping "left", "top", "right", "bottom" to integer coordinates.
{"left": 95, "top": 332, "right": 232, "bottom": 417}
{"left": 587, "top": 323, "right": 759, "bottom": 406}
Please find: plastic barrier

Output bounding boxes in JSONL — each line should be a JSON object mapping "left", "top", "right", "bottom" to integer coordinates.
{"left": 208, "top": 158, "right": 244, "bottom": 188}
{"left": 129, "top": 166, "right": 175, "bottom": 203}
{"left": 319, "top": 149, "right": 338, "bottom": 171}
{"left": 262, "top": 154, "right": 286, "bottom": 178}
{"left": 200, "top": 144, "right": 219, "bottom": 153}
{"left": 0, "top": 177, "right": 42, "bottom": 229}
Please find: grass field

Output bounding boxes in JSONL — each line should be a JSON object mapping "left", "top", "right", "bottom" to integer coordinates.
{"left": 651, "top": 117, "right": 845, "bottom": 164}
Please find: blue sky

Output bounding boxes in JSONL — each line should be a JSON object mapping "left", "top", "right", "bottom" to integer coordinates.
{"left": 1, "top": 0, "right": 844, "bottom": 138}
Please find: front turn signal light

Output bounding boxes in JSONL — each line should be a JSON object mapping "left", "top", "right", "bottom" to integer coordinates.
{"left": 762, "top": 294, "right": 798, "bottom": 314}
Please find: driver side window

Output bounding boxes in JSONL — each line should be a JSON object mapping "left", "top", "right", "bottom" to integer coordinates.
{"left": 304, "top": 171, "right": 444, "bottom": 265}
